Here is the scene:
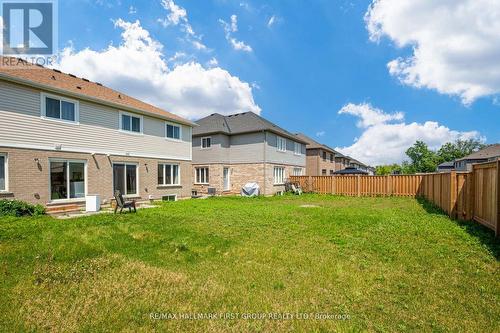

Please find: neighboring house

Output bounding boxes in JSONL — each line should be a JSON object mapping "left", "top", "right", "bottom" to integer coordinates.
{"left": 454, "top": 144, "right": 500, "bottom": 171}
{"left": 437, "top": 161, "right": 455, "bottom": 173}
{"left": 295, "top": 133, "right": 342, "bottom": 176}
{"left": 347, "top": 157, "right": 370, "bottom": 173}
{"left": 192, "top": 112, "right": 307, "bottom": 195}
{"left": 0, "top": 57, "right": 195, "bottom": 210}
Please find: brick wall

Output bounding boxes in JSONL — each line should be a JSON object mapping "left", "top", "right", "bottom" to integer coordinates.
{"left": 0, "top": 147, "right": 191, "bottom": 206}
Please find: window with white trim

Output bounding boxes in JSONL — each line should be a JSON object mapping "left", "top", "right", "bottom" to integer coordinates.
{"left": 0, "top": 153, "right": 7, "bottom": 191}
{"left": 50, "top": 160, "right": 86, "bottom": 200}
{"left": 277, "top": 136, "right": 287, "bottom": 152}
{"left": 158, "top": 163, "right": 180, "bottom": 186}
{"left": 294, "top": 142, "right": 302, "bottom": 155}
{"left": 42, "top": 94, "right": 78, "bottom": 122}
{"left": 113, "top": 163, "right": 138, "bottom": 196}
{"left": 293, "top": 167, "right": 303, "bottom": 176}
{"left": 274, "top": 167, "right": 285, "bottom": 185}
{"left": 120, "top": 112, "right": 142, "bottom": 133}
{"left": 195, "top": 167, "right": 209, "bottom": 184}
{"left": 201, "top": 137, "right": 212, "bottom": 149}
{"left": 166, "top": 123, "right": 181, "bottom": 140}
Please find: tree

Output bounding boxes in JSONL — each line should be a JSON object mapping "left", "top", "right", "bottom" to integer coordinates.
{"left": 437, "top": 139, "right": 485, "bottom": 163}
{"left": 405, "top": 141, "right": 439, "bottom": 173}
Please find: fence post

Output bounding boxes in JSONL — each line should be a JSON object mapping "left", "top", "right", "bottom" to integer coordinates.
{"left": 449, "top": 171, "right": 457, "bottom": 219}
{"left": 387, "top": 175, "right": 393, "bottom": 196}
{"left": 308, "top": 176, "right": 313, "bottom": 193}
{"left": 496, "top": 159, "right": 500, "bottom": 238}
{"left": 332, "top": 176, "right": 336, "bottom": 195}
{"left": 357, "top": 175, "right": 361, "bottom": 197}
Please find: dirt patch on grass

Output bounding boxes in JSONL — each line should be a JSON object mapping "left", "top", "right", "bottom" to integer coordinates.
{"left": 299, "top": 204, "right": 321, "bottom": 208}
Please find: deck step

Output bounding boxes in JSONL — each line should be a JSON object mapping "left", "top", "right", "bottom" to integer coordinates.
{"left": 46, "top": 204, "right": 83, "bottom": 215}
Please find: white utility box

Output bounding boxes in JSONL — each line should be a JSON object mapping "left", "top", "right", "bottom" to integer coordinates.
{"left": 86, "top": 195, "right": 101, "bottom": 212}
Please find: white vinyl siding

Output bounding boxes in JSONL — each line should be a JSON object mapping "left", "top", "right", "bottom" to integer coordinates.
{"left": 166, "top": 123, "right": 181, "bottom": 140}
{"left": 0, "top": 153, "right": 7, "bottom": 191}
{"left": 195, "top": 167, "right": 209, "bottom": 184}
{"left": 120, "top": 111, "right": 143, "bottom": 134}
{"left": 158, "top": 163, "right": 180, "bottom": 186}
{"left": 41, "top": 93, "right": 79, "bottom": 123}
{"left": 277, "top": 136, "right": 286, "bottom": 152}
{"left": 0, "top": 81, "right": 192, "bottom": 160}
{"left": 274, "top": 167, "right": 285, "bottom": 185}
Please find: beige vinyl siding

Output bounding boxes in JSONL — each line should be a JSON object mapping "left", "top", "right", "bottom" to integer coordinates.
{"left": 228, "top": 132, "right": 265, "bottom": 163}
{"left": 0, "top": 81, "right": 192, "bottom": 160}
{"left": 192, "top": 134, "right": 230, "bottom": 164}
{"left": 265, "top": 132, "right": 306, "bottom": 167}
{"left": 192, "top": 132, "right": 266, "bottom": 164}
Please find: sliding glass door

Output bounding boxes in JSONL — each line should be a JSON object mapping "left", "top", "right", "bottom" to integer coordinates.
{"left": 113, "top": 163, "right": 138, "bottom": 196}
{"left": 50, "top": 160, "right": 86, "bottom": 201}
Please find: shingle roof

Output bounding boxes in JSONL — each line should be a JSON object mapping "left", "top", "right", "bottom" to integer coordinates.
{"left": 456, "top": 144, "right": 500, "bottom": 161}
{"left": 333, "top": 167, "right": 368, "bottom": 175}
{"left": 294, "top": 133, "right": 344, "bottom": 156}
{"left": 438, "top": 161, "right": 455, "bottom": 168}
{"left": 0, "top": 56, "right": 195, "bottom": 126}
{"left": 193, "top": 112, "right": 308, "bottom": 144}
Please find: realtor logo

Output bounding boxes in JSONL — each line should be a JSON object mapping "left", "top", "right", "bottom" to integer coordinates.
{"left": 1, "top": 0, "right": 57, "bottom": 55}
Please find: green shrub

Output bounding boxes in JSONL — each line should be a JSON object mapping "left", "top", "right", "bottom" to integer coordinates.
{"left": 0, "top": 199, "right": 46, "bottom": 217}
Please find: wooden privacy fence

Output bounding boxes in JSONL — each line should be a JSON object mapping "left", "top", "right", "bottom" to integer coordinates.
{"left": 290, "top": 159, "right": 500, "bottom": 237}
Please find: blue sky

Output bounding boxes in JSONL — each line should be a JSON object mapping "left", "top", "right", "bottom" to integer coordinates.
{"left": 55, "top": 0, "right": 499, "bottom": 165}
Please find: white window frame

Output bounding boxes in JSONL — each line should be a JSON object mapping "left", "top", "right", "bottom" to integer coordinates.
{"left": 119, "top": 111, "right": 143, "bottom": 135}
{"left": 158, "top": 163, "right": 181, "bottom": 186}
{"left": 274, "top": 166, "right": 286, "bottom": 185}
{"left": 165, "top": 122, "right": 182, "bottom": 141}
{"left": 195, "top": 167, "right": 209, "bottom": 185}
{"left": 292, "top": 167, "right": 303, "bottom": 176}
{"left": 277, "top": 136, "right": 287, "bottom": 152}
{"left": 112, "top": 162, "right": 140, "bottom": 197}
{"left": 48, "top": 158, "right": 88, "bottom": 202}
{"left": 294, "top": 142, "right": 302, "bottom": 156}
{"left": 0, "top": 153, "right": 8, "bottom": 192}
{"left": 41, "top": 93, "right": 80, "bottom": 124}
{"left": 201, "top": 136, "right": 212, "bottom": 149}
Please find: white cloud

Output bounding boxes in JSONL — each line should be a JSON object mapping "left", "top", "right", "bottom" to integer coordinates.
{"left": 128, "top": 6, "right": 137, "bottom": 14}
{"left": 336, "top": 103, "right": 482, "bottom": 165}
{"left": 56, "top": 19, "right": 260, "bottom": 120}
{"left": 160, "top": 0, "right": 187, "bottom": 26}
{"left": 207, "top": 57, "right": 218, "bottom": 67}
{"left": 316, "top": 131, "right": 325, "bottom": 137}
{"left": 159, "top": 0, "right": 207, "bottom": 50}
{"left": 219, "top": 15, "right": 253, "bottom": 52}
{"left": 365, "top": 0, "right": 500, "bottom": 104}
{"left": 267, "top": 16, "right": 276, "bottom": 28}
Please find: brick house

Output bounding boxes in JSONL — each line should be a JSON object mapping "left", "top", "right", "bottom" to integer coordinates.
{"left": 192, "top": 112, "right": 307, "bottom": 195}
{"left": 295, "top": 133, "right": 345, "bottom": 176}
{"left": 0, "top": 57, "right": 195, "bottom": 211}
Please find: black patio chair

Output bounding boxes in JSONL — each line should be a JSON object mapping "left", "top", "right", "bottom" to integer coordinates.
{"left": 114, "top": 190, "right": 137, "bottom": 214}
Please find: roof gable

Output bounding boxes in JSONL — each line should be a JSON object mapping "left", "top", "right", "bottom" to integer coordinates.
{"left": 0, "top": 57, "right": 195, "bottom": 126}
{"left": 194, "top": 112, "right": 307, "bottom": 143}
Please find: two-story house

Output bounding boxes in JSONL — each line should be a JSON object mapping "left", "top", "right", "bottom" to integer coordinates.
{"left": 295, "top": 133, "right": 343, "bottom": 176}
{"left": 192, "top": 112, "right": 307, "bottom": 195}
{"left": 0, "top": 57, "right": 194, "bottom": 210}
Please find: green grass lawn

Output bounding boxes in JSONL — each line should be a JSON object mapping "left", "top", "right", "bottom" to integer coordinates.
{"left": 0, "top": 195, "right": 498, "bottom": 332}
